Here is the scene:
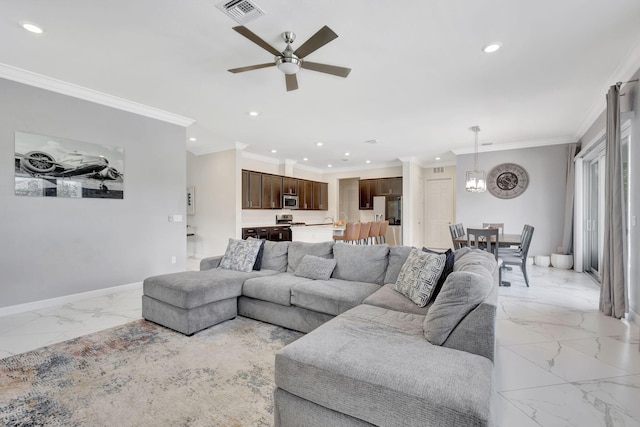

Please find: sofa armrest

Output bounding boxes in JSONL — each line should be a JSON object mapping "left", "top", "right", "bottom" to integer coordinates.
{"left": 200, "top": 256, "right": 223, "bottom": 270}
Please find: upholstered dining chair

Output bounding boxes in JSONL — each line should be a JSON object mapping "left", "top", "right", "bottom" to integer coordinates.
{"left": 334, "top": 222, "right": 361, "bottom": 244}
{"left": 368, "top": 221, "right": 382, "bottom": 244}
{"left": 500, "top": 225, "right": 535, "bottom": 287}
{"left": 378, "top": 220, "right": 389, "bottom": 244}
{"left": 357, "top": 222, "right": 371, "bottom": 245}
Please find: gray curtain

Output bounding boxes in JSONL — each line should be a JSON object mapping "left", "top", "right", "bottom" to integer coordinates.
{"left": 599, "top": 84, "right": 627, "bottom": 319}
{"left": 560, "top": 143, "right": 578, "bottom": 255}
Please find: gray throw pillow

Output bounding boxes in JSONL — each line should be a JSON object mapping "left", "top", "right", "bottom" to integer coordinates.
{"left": 423, "top": 269, "right": 493, "bottom": 345}
{"left": 294, "top": 255, "right": 337, "bottom": 280}
{"left": 219, "top": 238, "right": 262, "bottom": 273}
{"left": 394, "top": 248, "right": 446, "bottom": 307}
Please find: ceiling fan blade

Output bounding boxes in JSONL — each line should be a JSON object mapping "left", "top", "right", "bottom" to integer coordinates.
{"left": 293, "top": 26, "right": 338, "bottom": 58}
{"left": 301, "top": 61, "right": 351, "bottom": 78}
{"left": 233, "top": 26, "right": 281, "bottom": 56}
{"left": 285, "top": 74, "right": 299, "bottom": 91}
{"left": 228, "top": 63, "right": 275, "bottom": 73}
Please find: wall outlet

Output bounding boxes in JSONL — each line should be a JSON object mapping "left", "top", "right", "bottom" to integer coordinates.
{"left": 171, "top": 256, "right": 177, "bottom": 264}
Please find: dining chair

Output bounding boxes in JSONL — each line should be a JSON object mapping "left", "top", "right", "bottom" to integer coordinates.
{"left": 368, "top": 221, "right": 382, "bottom": 244}
{"left": 449, "top": 223, "right": 465, "bottom": 249}
{"left": 466, "top": 228, "right": 500, "bottom": 261}
{"left": 455, "top": 223, "right": 465, "bottom": 237}
{"left": 357, "top": 222, "right": 371, "bottom": 245}
{"left": 334, "top": 222, "right": 361, "bottom": 244}
{"left": 499, "top": 225, "right": 534, "bottom": 287}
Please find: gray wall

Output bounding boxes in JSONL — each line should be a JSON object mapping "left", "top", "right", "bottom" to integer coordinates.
{"left": 456, "top": 144, "right": 570, "bottom": 257}
{"left": 0, "top": 78, "right": 187, "bottom": 308}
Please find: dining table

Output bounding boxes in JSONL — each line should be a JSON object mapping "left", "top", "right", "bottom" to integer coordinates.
{"left": 452, "top": 233, "right": 522, "bottom": 246}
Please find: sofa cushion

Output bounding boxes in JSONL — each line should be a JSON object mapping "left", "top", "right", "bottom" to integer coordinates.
{"left": 394, "top": 248, "right": 446, "bottom": 307}
{"left": 261, "top": 241, "right": 290, "bottom": 272}
{"left": 422, "top": 247, "right": 455, "bottom": 303}
{"left": 287, "top": 241, "right": 334, "bottom": 274}
{"left": 383, "top": 245, "right": 412, "bottom": 284}
{"left": 423, "top": 267, "right": 493, "bottom": 345}
{"left": 332, "top": 243, "right": 389, "bottom": 285}
{"left": 294, "top": 255, "right": 337, "bottom": 280}
{"left": 247, "top": 237, "right": 266, "bottom": 270}
{"left": 362, "top": 284, "right": 430, "bottom": 316}
{"left": 242, "top": 273, "right": 312, "bottom": 306}
{"left": 291, "top": 279, "right": 380, "bottom": 316}
{"left": 275, "top": 304, "right": 494, "bottom": 427}
{"left": 143, "top": 268, "right": 277, "bottom": 309}
{"left": 219, "top": 238, "right": 262, "bottom": 272}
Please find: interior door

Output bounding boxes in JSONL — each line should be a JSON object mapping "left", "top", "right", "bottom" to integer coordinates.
{"left": 424, "top": 178, "right": 454, "bottom": 250}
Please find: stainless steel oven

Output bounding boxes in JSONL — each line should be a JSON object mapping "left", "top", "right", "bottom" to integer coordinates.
{"left": 283, "top": 195, "right": 299, "bottom": 209}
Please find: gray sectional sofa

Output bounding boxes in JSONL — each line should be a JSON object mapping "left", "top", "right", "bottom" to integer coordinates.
{"left": 142, "top": 240, "right": 498, "bottom": 427}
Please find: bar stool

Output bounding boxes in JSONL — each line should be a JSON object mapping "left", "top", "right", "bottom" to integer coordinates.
{"left": 357, "top": 222, "right": 371, "bottom": 245}
{"left": 378, "top": 220, "right": 389, "bottom": 244}
{"left": 334, "top": 222, "right": 361, "bottom": 244}
{"left": 368, "top": 221, "right": 382, "bottom": 244}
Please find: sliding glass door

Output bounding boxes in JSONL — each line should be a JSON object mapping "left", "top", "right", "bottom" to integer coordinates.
{"left": 584, "top": 148, "right": 605, "bottom": 280}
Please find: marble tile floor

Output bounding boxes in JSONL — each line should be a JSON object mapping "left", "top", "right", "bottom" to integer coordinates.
{"left": 1, "top": 261, "right": 639, "bottom": 426}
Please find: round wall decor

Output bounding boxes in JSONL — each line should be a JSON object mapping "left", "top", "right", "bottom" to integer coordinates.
{"left": 487, "top": 163, "right": 529, "bottom": 199}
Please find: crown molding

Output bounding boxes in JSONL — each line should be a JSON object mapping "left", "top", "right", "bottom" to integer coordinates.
{"left": 0, "top": 63, "right": 194, "bottom": 127}
{"left": 451, "top": 135, "right": 576, "bottom": 155}
{"left": 320, "top": 160, "right": 402, "bottom": 174}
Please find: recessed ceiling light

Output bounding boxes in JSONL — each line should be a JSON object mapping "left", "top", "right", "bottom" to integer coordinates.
{"left": 482, "top": 43, "right": 502, "bottom": 53}
{"left": 435, "top": 157, "right": 441, "bottom": 160}
{"left": 271, "top": 149, "right": 277, "bottom": 153}
{"left": 327, "top": 164, "right": 333, "bottom": 168}
{"left": 365, "top": 160, "right": 371, "bottom": 164}
{"left": 248, "top": 111, "right": 259, "bottom": 116}
{"left": 188, "top": 137, "right": 197, "bottom": 141}
{"left": 344, "top": 152, "right": 350, "bottom": 156}
{"left": 315, "top": 142, "right": 323, "bottom": 147}
{"left": 303, "top": 157, "right": 308, "bottom": 161}
{"left": 22, "top": 23, "right": 44, "bottom": 34}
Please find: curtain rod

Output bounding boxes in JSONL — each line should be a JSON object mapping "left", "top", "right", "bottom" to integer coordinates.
{"left": 616, "top": 78, "right": 638, "bottom": 88}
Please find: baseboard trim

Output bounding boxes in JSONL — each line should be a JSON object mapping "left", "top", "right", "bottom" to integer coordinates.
{"left": 627, "top": 309, "right": 640, "bottom": 326}
{"left": 0, "top": 282, "right": 142, "bottom": 318}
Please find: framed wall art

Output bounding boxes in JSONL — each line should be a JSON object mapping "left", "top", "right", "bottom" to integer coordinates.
{"left": 14, "top": 131, "right": 124, "bottom": 199}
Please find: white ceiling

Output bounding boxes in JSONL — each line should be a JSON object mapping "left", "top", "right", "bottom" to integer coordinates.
{"left": 2, "top": 0, "right": 640, "bottom": 171}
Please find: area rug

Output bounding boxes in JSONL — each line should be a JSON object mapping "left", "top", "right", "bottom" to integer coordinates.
{"left": 0, "top": 317, "right": 303, "bottom": 426}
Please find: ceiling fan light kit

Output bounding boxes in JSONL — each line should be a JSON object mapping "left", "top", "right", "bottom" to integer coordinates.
{"left": 228, "top": 25, "right": 351, "bottom": 91}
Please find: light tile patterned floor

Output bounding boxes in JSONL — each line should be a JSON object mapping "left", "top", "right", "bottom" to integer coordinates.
{"left": 1, "top": 260, "right": 638, "bottom": 426}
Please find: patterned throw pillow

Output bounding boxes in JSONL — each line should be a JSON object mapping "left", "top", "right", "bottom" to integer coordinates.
{"left": 422, "top": 247, "right": 455, "bottom": 303}
{"left": 294, "top": 255, "right": 337, "bottom": 280}
{"left": 219, "top": 238, "right": 263, "bottom": 273}
{"left": 394, "top": 248, "right": 446, "bottom": 307}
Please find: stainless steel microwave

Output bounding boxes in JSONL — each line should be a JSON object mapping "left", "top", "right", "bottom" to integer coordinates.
{"left": 283, "top": 195, "right": 299, "bottom": 209}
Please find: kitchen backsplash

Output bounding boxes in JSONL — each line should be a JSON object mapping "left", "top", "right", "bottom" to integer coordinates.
{"left": 242, "top": 209, "right": 331, "bottom": 227}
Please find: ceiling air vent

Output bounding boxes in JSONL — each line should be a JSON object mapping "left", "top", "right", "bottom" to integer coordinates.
{"left": 216, "top": 0, "right": 265, "bottom": 24}
{"left": 433, "top": 167, "right": 445, "bottom": 174}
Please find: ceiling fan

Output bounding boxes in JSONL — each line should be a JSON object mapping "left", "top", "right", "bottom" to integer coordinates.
{"left": 228, "top": 25, "right": 351, "bottom": 91}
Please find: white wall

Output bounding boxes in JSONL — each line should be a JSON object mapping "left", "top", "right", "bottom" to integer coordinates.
{"left": 187, "top": 149, "right": 239, "bottom": 258}
{"left": 456, "top": 144, "right": 571, "bottom": 257}
{"left": 0, "top": 78, "right": 187, "bottom": 308}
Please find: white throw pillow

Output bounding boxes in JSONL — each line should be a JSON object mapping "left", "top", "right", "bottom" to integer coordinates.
{"left": 394, "top": 248, "right": 446, "bottom": 307}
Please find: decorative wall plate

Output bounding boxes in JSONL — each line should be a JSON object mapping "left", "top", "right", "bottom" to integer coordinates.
{"left": 487, "top": 163, "right": 529, "bottom": 199}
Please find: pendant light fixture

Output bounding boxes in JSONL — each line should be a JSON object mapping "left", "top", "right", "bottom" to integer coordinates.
{"left": 465, "top": 126, "right": 487, "bottom": 193}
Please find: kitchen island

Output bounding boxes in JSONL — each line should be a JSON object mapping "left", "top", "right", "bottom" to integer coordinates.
{"left": 291, "top": 224, "right": 345, "bottom": 243}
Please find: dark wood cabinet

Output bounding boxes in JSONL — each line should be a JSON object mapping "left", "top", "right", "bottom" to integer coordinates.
{"left": 242, "top": 170, "right": 262, "bottom": 209}
{"left": 241, "top": 170, "right": 328, "bottom": 211}
{"left": 378, "top": 177, "right": 402, "bottom": 195}
{"left": 299, "top": 180, "right": 313, "bottom": 210}
{"left": 262, "top": 174, "right": 282, "bottom": 209}
{"left": 283, "top": 177, "right": 298, "bottom": 195}
{"left": 242, "top": 226, "right": 291, "bottom": 242}
{"left": 359, "top": 179, "right": 375, "bottom": 210}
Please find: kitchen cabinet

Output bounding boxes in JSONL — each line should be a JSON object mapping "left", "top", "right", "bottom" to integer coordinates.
{"left": 283, "top": 177, "right": 298, "bottom": 195}
{"left": 242, "top": 170, "right": 262, "bottom": 209}
{"left": 269, "top": 226, "right": 291, "bottom": 241}
{"left": 299, "top": 180, "right": 313, "bottom": 210}
{"left": 359, "top": 179, "right": 378, "bottom": 210}
{"left": 241, "top": 226, "right": 291, "bottom": 242}
{"left": 262, "top": 174, "right": 282, "bottom": 209}
{"left": 313, "top": 182, "right": 328, "bottom": 210}
{"left": 377, "top": 177, "right": 402, "bottom": 195}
